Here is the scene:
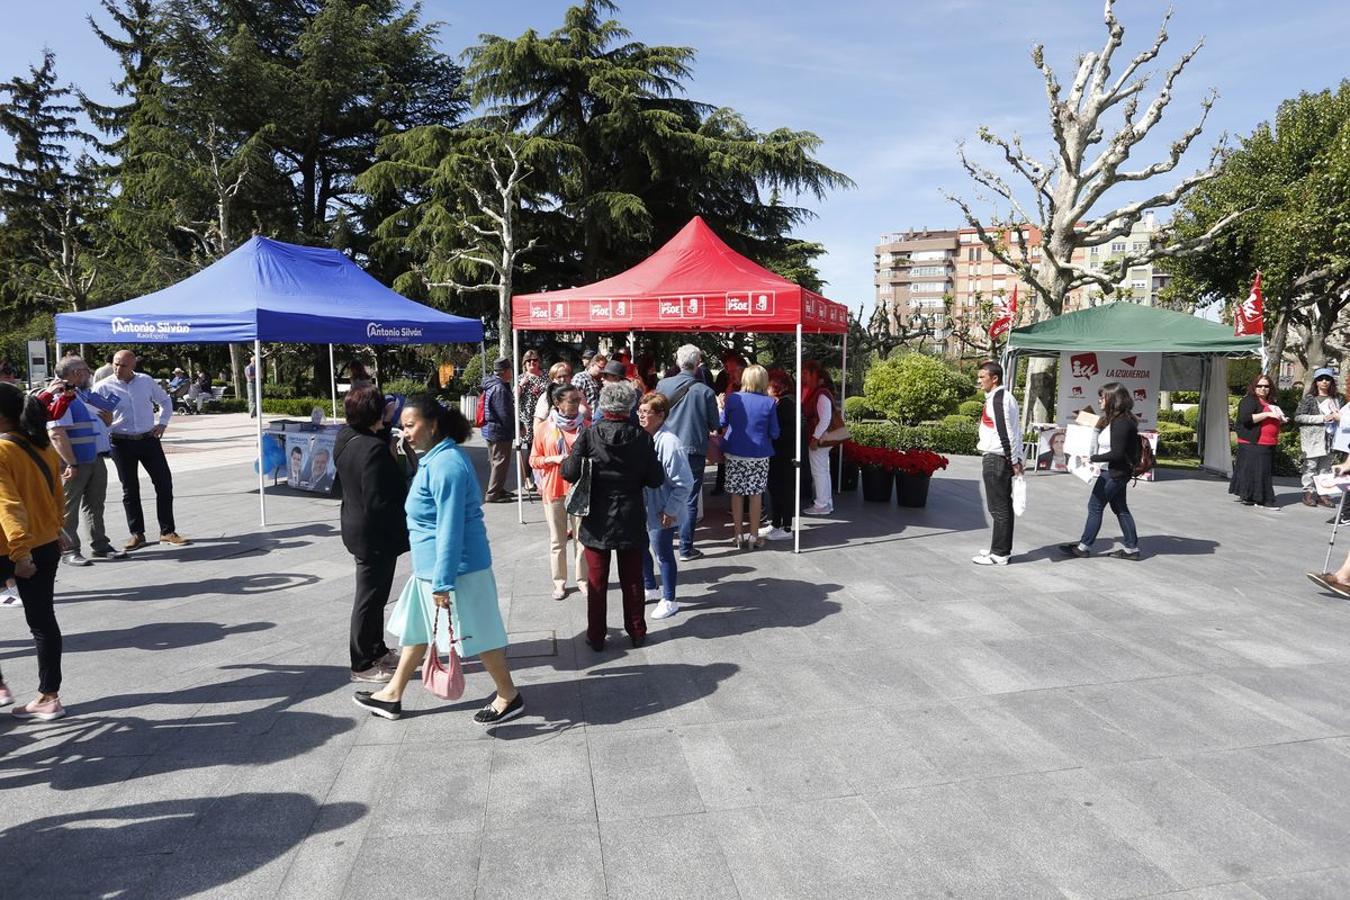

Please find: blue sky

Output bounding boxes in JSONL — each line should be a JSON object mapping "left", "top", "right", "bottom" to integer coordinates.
{"left": 4, "top": 0, "right": 1348, "bottom": 314}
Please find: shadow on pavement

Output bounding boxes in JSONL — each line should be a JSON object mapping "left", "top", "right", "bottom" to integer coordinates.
{"left": 155, "top": 524, "right": 337, "bottom": 563}
{"left": 0, "top": 664, "right": 355, "bottom": 792}
{"left": 58, "top": 573, "right": 321, "bottom": 603}
{"left": 1020, "top": 534, "right": 1220, "bottom": 563}
{"left": 0, "top": 621, "right": 275, "bottom": 660}
{"left": 2, "top": 793, "right": 365, "bottom": 898}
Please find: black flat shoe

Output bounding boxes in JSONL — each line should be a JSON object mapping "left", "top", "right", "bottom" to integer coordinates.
{"left": 474, "top": 692, "right": 524, "bottom": 725}
{"left": 587, "top": 637, "right": 605, "bottom": 652}
{"left": 353, "top": 691, "right": 401, "bottom": 720}
{"left": 630, "top": 633, "right": 647, "bottom": 649}
{"left": 1107, "top": 549, "right": 1141, "bottom": 560}
{"left": 1058, "top": 543, "right": 1089, "bottom": 558}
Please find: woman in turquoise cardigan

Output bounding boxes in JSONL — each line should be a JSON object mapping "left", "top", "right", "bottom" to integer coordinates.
{"left": 353, "top": 395, "right": 522, "bottom": 725}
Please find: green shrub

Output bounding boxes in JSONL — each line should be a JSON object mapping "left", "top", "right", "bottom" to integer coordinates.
{"left": 208, "top": 399, "right": 248, "bottom": 414}
{"left": 1228, "top": 358, "right": 1261, "bottom": 394}
{"left": 460, "top": 353, "right": 485, "bottom": 391}
{"left": 261, "top": 397, "right": 336, "bottom": 417}
{"left": 1172, "top": 391, "right": 1200, "bottom": 404}
{"left": 1275, "top": 430, "right": 1301, "bottom": 476}
{"left": 850, "top": 420, "right": 980, "bottom": 455}
{"left": 1181, "top": 405, "right": 1200, "bottom": 428}
{"left": 863, "top": 353, "right": 975, "bottom": 425}
{"left": 941, "top": 414, "right": 973, "bottom": 427}
{"left": 1157, "top": 436, "right": 1197, "bottom": 458}
{"left": 383, "top": 376, "right": 432, "bottom": 397}
{"left": 1156, "top": 408, "right": 1184, "bottom": 425}
{"left": 842, "top": 395, "right": 873, "bottom": 421}
{"left": 1155, "top": 421, "right": 1194, "bottom": 438}
{"left": 957, "top": 399, "right": 984, "bottom": 418}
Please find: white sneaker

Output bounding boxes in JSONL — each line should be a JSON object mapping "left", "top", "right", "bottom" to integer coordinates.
{"left": 765, "top": 527, "right": 792, "bottom": 541}
{"left": 759, "top": 525, "right": 774, "bottom": 537}
{"left": 644, "top": 588, "right": 662, "bottom": 603}
{"left": 803, "top": 505, "right": 833, "bottom": 516}
{"left": 62, "top": 552, "right": 92, "bottom": 568}
{"left": 971, "top": 553, "right": 1009, "bottom": 566}
{"left": 652, "top": 599, "right": 680, "bottom": 619}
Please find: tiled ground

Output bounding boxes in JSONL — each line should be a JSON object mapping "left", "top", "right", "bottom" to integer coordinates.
{"left": 3, "top": 413, "right": 1350, "bottom": 898}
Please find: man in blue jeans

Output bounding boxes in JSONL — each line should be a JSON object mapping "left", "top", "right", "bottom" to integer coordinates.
{"left": 654, "top": 344, "right": 720, "bottom": 561}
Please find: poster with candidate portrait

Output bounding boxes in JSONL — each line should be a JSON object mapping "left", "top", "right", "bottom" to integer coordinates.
{"left": 284, "top": 430, "right": 337, "bottom": 494}
{"left": 1057, "top": 351, "right": 1161, "bottom": 429}
{"left": 1035, "top": 427, "right": 1070, "bottom": 473}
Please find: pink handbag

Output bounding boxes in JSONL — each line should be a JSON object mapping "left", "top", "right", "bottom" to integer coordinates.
{"left": 422, "top": 606, "right": 465, "bottom": 700}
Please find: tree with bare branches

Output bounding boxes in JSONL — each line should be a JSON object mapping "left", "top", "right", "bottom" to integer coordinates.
{"left": 947, "top": 0, "right": 1241, "bottom": 320}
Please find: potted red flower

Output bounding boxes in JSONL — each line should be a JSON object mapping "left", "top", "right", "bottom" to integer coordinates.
{"left": 844, "top": 441, "right": 904, "bottom": 502}
{"left": 894, "top": 449, "right": 948, "bottom": 507}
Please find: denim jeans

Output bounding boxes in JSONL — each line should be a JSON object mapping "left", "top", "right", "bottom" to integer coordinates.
{"left": 642, "top": 526, "right": 678, "bottom": 600}
{"left": 679, "top": 452, "right": 707, "bottom": 555}
{"left": 1080, "top": 473, "right": 1138, "bottom": 549}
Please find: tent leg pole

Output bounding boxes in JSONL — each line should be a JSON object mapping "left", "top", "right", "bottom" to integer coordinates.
{"left": 255, "top": 338, "right": 266, "bottom": 528}
{"left": 837, "top": 331, "right": 848, "bottom": 485}
{"left": 55, "top": 342, "right": 62, "bottom": 361}
{"left": 513, "top": 328, "right": 524, "bottom": 525}
{"left": 329, "top": 344, "right": 338, "bottom": 420}
{"left": 794, "top": 324, "right": 803, "bottom": 554}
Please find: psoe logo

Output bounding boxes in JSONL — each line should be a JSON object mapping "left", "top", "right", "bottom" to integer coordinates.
{"left": 589, "top": 300, "right": 613, "bottom": 320}
{"left": 725, "top": 292, "right": 752, "bottom": 316}
{"left": 367, "top": 322, "right": 423, "bottom": 340}
{"left": 753, "top": 292, "right": 773, "bottom": 314}
{"left": 529, "top": 302, "right": 551, "bottom": 321}
{"left": 1070, "top": 352, "right": 1099, "bottom": 379}
{"left": 612, "top": 299, "right": 632, "bottom": 320}
{"left": 682, "top": 296, "right": 704, "bottom": 318}
{"left": 658, "top": 298, "right": 683, "bottom": 318}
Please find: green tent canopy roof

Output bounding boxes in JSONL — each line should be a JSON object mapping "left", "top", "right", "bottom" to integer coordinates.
{"left": 1006, "top": 303, "right": 1261, "bottom": 354}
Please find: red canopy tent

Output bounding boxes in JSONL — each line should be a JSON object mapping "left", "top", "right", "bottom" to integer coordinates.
{"left": 511, "top": 216, "right": 850, "bottom": 552}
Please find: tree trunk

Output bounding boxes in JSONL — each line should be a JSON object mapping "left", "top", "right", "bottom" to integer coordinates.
{"left": 1265, "top": 310, "right": 1289, "bottom": 378}
{"left": 228, "top": 343, "right": 242, "bottom": 400}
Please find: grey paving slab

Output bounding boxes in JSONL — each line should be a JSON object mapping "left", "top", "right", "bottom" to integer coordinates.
{"left": 598, "top": 814, "right": 739, "bottom": 900}
{"left": 10, "top": 420, "right": 1350, "bottom": 897}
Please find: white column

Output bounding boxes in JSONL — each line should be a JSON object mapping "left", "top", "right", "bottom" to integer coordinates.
{"left": 513, "top": 328, "right": 524, "bottom": 524}
{"left": 255, "top": 338, "right": 267, "bottom": 527}
{"left": 329, "top": 344, "right": 338, "bottom": 420}
{"left": 794, "top": 324, "right": 803, "bottom": 554}
{"left": 836, "top": 330, "right": 848, "bottom": 484}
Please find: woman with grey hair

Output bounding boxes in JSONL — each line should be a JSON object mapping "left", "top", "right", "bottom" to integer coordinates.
{"left": 561, "top": 381, "right": 665, "bottom": 651}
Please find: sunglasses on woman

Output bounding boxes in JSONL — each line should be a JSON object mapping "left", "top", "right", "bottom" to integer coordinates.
{"left": 1255, "top": 383, "right": 1272, "bottom": 389}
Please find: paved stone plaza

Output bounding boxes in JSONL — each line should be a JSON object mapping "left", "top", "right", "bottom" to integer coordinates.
{"left": 4, "top": 413, "right": 1350, "bottom": 898}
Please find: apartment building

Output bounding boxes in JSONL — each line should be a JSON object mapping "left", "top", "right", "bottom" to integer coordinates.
{"left": 873, "top": 229, "right": 958, "bottom": 342}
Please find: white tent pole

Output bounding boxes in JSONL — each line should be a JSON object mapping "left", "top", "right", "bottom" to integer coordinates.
{"left": 837, "top": 329, "right": 848, "bottom": 484}
{"left": 794, "top": 323, "right": 803, "bottom": 554}
{"left": 628, "top": 329, "right": 636, "bottom": 360}
{"left": 255, "top": 338, "right": 267, "bottom": 527}
{"left": 329, "top": 344, "right": 338, "bottom": 420}
{"left": 55, "top": 342, "right": 62, "bottom": 361}
{"left": 513, "top": 327, "right": 524, "bottom": 525}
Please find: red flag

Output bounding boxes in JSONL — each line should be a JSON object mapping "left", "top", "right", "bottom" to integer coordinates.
{"left": 1235, "top": 273, "right": 1264, "bottom": 336}
{"left": 989, "top": 283, "right": 1018, "bottom": 340}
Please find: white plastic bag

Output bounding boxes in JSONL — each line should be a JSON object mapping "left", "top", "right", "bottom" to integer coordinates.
{"left": 1011, "top": 474, "right": 1027, "bottom": 517}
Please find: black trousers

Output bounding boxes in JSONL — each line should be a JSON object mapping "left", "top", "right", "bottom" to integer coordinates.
{"left": 350, "top": 554, "right": 398, "bottom": 671}
{"left": 982, "top": 453, "right": 1014, "bottom": 558}
{"left": 111, "top": 434, "right": 176, "bottom": 536}
{"left": 1, "top": 542, "right": 62, "bottom": 693}
{"left": 767, "top": 456, "right": 795, "bottom": 529}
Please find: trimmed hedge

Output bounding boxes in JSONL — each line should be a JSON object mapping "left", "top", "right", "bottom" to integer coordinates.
{"left": 1181, "top": 405, "right": 1200, "bottom": 428}
{"left": 851, "top": 420, "right": 980, "bottom": 455}
{"left": 957, "top": 399, "right": 984, "bottom": 418}
{"left": 941, "top": 414, "right": 973, "bottom": 427}
{"left": 262, "top": 397, "right": 336, "bottom": 417}
{"left": 842, "top": 395, "right": 872, "bottom": 421}
{"left": 1156, "top": 408, "right": 1184, "bottom": 425}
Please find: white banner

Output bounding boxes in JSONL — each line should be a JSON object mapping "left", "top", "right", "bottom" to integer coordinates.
{"left": 1058, "top": 351, "right": 1161, "bottom": 429}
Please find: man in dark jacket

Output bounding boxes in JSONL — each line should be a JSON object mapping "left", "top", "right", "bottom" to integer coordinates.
{"left": 333, "top": 385, "right": 411, "bottom": 682}
{"left": 481, "top": 358, "right": 515, "bottom": 502}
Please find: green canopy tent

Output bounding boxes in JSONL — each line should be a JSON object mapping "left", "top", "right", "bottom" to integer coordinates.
{"left": 1004, "top": 304, "right": 1262, "bottom": 476}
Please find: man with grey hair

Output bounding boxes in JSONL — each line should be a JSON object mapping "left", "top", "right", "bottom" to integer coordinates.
{"left": 655, "top": 345, "right": 720, "bottom": 560}
{"left": 46, "top": 355, "right": 125, "bottom": 564}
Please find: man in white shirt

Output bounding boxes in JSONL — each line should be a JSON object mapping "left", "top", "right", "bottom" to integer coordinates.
{"left": 94, "top": 349, "right": 191, "bottom": 550}
{"left": 973, "top": 360, "right": 1023, "bottom": 566}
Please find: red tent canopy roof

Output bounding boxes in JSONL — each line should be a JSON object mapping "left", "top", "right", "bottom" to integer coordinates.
{"left": 512, "top": 216, "right": 848, "bottom": 333}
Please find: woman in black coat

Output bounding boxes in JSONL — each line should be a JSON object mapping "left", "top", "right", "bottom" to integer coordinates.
{"left": 561, "top": 381, "right": 665, "bottom": 651}
{"left": 1229, "top": 373, "right": 1287, "bottom": 508}
{"left": 1061, "top": 382, "right": 1142, "bottom": 560}
{"left": 333, "top": 385, "right": 411, "bottom": 681}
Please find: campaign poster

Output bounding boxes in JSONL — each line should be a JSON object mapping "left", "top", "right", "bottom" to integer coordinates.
{"left": 1057, "top": 351, "right": 1161, "bottom": 428}
{"left": 1035, "top": 427, "right": 1069, "bottom": 473}
{"left": 285, "top": 431, "right": 337, "bottom": 494}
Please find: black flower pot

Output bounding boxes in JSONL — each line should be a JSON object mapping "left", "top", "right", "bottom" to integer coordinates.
{"left": 896, "top": 472, "right": 931, "bottom": 508}
{"left": 860, "top": 464, "right": 894, "bottom": 502}
{"left": 840, "top": 460, "right": 860, "bottom": 492}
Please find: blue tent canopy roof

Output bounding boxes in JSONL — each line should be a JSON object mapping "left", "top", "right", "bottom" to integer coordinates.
{"left": 55, "top": 236, "right": 483, "bottom": 345}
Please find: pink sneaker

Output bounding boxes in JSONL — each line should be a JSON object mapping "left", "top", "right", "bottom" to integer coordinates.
{"left": 11, "top": 696, "right": 64, "bottom": 721}
{"left": 0, "top": 684, "right": 12, "bottom": 707}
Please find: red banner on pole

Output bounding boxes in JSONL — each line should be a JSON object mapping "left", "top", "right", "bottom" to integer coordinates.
{"left": 989, "top": 283, "right": 1018, "bottom": 340}
{"left": 1235, "top": 273, "right": 1264, "bottom": 337}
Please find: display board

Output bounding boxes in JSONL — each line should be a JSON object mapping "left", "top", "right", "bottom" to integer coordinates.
{"left": 283, "top": 428, "right": 338, "bottom": 494}
{"left": 1057, "top": 351, "right": 1161, "bottom": 428}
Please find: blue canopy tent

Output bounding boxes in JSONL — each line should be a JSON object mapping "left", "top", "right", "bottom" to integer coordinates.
{"left": 55, "top": 236, "right": 484, "bottom": 525}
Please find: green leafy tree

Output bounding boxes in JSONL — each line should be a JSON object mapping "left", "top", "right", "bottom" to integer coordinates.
{"left": 863, "top": 353, "right": 975, "bottom": 425}
{"left": 1165, "top": 81, "right": 1350, "bottom": 373}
